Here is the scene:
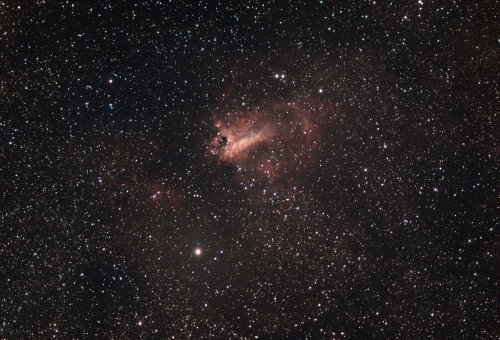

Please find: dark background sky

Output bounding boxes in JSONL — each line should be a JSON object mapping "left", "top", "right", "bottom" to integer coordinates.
{"left": 1, "top": 0, "right": 497, "bottom": 338}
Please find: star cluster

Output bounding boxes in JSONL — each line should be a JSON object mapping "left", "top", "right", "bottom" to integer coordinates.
{"left": 1, "top": 1, "right": 497, "bottom": 338}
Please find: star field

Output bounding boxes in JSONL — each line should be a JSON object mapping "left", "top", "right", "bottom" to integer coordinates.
{"left": 1, "top": 1, "right": 497, "bottom": 338}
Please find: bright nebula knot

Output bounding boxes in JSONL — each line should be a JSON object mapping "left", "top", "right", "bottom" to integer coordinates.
{"left": 208, "top": 96, "right": 328, "bottom": 181}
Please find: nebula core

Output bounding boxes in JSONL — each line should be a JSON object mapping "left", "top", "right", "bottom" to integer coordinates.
{"left": 208, "top": 96, "right": 327, "bottom": 181}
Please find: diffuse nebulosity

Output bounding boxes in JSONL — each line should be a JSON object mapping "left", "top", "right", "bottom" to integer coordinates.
{"left": 1, "top": 0, "right": 497, "bottom": 338}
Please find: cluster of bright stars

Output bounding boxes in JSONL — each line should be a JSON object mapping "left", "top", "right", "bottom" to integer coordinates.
{"left": 274, "top": 72, "right": 323, "bottom": 93}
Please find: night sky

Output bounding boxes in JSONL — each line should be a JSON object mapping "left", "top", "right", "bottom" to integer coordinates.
{"left": 1, "top": 1, "right": 498, "bottom": 338}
